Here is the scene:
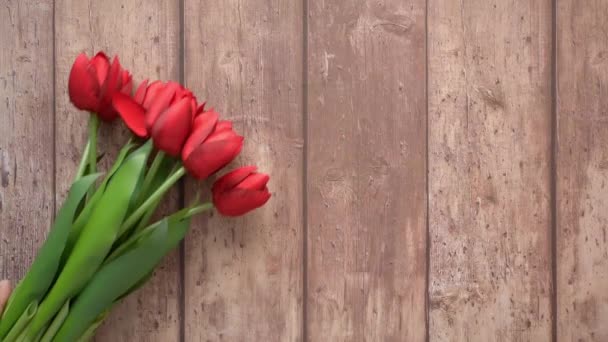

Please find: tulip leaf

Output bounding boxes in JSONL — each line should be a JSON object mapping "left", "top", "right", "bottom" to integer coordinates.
{"left": 137, "top": 216, "right": 192, "bottom": 285}
{"left": 117, "top": 271, "right": 155, "bottom": 301}
{"left": 39, "top": 300, "right": 69, "bottom": 342}
{"left": 1, "top": 301, "right": 38, "bottom": 342}
{"left": 52, "top": 219, "right": 170, "bottom": 341}
{"left": 119, "top": 157, "right": 177, "bottom": 241}
{"left": 76, "top": 310, "right": 109, "bottom": 342}
{"left": 64, "top": 139, "right": 136, "bottom": 258}
{"left": 23, "top": 141, "right": 153, "bottom": 338}
{"left": 115, "top": 216, "right": 193, "bottom": 300}
{"left": 106, "top": 206, "right": 195, "bottom": 265}
{"left": 0, "top": 174, "right": 100, "bottom": 340}
{"left": 53, "top": 216, "right": 193, "bottom": 341}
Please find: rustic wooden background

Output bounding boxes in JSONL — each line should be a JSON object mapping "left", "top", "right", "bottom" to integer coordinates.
{"left": 0, "top": 0, "right": 607, "bottom": 341}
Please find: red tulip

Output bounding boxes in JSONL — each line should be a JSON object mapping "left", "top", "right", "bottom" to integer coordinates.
{"left": 113, "top": 80, "right": 197, "bottom": 156}
{"left": 182, "top": 110, "right": 243, "bottom": 180}
{"left": 212, "top": 166, "right": 271, "bottom": 216}
{"left": 68, "top": 52, "right": 132, "bottom": 121}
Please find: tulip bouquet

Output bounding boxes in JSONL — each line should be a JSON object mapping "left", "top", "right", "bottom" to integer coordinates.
{"left": 0, "top": 52, "right": 271, "bottom": 342}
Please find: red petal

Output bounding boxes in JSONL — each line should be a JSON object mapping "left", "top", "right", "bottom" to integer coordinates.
{"left": 205, "top": 129, "right": 240, "bottom": 144}
{"left": 68, "top": 53, "right": 100, "bottom": 111}
{"left": 142, "top": 81, "right": 163, "bottom": 109}
{"left": 195, "top": 103, "right": 206, "bottom": 116}
{"left": 120, "top": 71, "right": 132, "bottom": 94}
{"left": 113, "top": 93, "right": 148, "bottom": 137}
{"left": 145, "top": 82, "right": 180, "bottom": 129}
{"left": 97, "top": 57, "right": 122, "bottom": 121}
{"left": 190, "top": 98, "right": 197, "bottom": 117}
{"left": 152, "top": 96, "right": 193, "bottom": 156}
{"left": 91, "top": 52, "right": 110, "bottom": 85}
{"left": 213, "top": 166, "right": 258, "bottom": 193}
{"left": 215, "top": 120, "right": 233, "bottom": 133}
{"left": 192, "top": 110, "right": 219, "bottom": 131}
{"left": 183, "top": 136, "right": 244, "bottom": 180}
{"left": 175, "top": 85, "right": 192, "bottom": 100}
{"left": 237, "top": 173, "right": 270, "bottom": 191}
{"left": 134, "top": 79, "right": 149, "bottom": 104}
{"left": 106, "top": 56, "right": 122, "bottom": 92}
{"left": 213, "top": 188, "right": 271, "bottom": 216}
{"left": 182, "top": 110, "right": 219, "bottom": 160}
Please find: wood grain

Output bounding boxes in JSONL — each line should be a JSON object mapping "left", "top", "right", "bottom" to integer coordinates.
{"left": 6, "top": 1, "right": 608, "bottom": 340}
{"left": 183, "top": 0, "right": 304, "bottom": 341}
{"left": 428, "top": 0, "right": 553, "bottom": 340}
{"left": 54, "top": 1, "right": 181, "bottom": 340}
{"left": 306, "top": 1, "right": 427, "bottom": 340}
{"left": 0, "top": 0, "right": 55, "bottom": 284}
{"left": 556, "top": 1, "right": 608, "bottom": 340}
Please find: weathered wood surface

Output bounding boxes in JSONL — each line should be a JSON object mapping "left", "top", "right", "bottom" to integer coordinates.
{"left": 183, "top": 0, "right": 304, "bottom": 341}
{"left": 1, "top": 0, "right": 608, "bottom": 341}
{"left": 0, "top": 0, "right": 55, "bottom": 285}
{"left": 428, "top": 0, "right": 554, "bottom": 341}
{"left": 557, "top": 1, "right": 608, "bottom": 340}
{"left": 54, "top": 0, "right": 181, "bottom": 340}
{"left": 306, "top": 0, "right": 427, "bottom": 340}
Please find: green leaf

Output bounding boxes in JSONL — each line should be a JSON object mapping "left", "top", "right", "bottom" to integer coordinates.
{"left": 113, "top": 215, "right": 194, "bottom": 300}
{"left": 0, "top": 174, "right": 100, "bottom": 340}
{"left": 1, "top": 301, "right": 37, "bottom": 342}
{"left": 64, "top": 140, "right": 136, "bottom": 259}
{"left": 52, "top": 219, "right": 169, "bottom": 341}
{"left": 105, "top": 205, "right": 201, "bottom": 265}
{"left": 117, "top": 271, "right": 155, "bottom": 301}
{"left": 54, "top": 216, "right": 193, "bottom": 341}
{"left": 119, "top": 157, "right": 178, "bottom": 241}
{"left": 22, "top": 141, "right": 153, "bottom": 339}
{"left": 39, "top": 300, "right": 69, "bottom": 342}
{"left": 76, "top": 310, "right": 109, "bottom": 342}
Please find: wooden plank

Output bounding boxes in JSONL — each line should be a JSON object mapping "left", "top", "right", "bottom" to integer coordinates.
{"left": 54, "top": 1, "right": 181, "bottom": 340}
{"left": 183, "top": 0, "right": 304, "bottom": 340}
{"left": 556, "top": 1, "right": 608, "bottom": 340}
{"left": 0, "top": 1, "right": 55, "bottom": 284}
{"left": 428, "top": 0, "right": 553, "bottom": 340}
{"left": 306, "top": 1, "right": 427, "bottom": 340}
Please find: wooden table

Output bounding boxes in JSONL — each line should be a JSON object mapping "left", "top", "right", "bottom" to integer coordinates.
{"left": 0, "top": 1, "right": 606, "bottom": 341}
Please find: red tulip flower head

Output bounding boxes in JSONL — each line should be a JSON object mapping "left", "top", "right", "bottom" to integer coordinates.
{"left": 181, "top": 110, "right": 244, "bottom": 180}
{"left": 212, "top": 166, "right": 271, "bottom": 216}
{"left": 113, "top": 80, "right": 197, "bottom": 156}
{"left": 68, "top": 52, "right": 132, "bottom": 121}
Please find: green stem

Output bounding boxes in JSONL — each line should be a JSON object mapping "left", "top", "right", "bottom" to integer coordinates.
{"left": 39, "top": 301, "right": 69, "bottom": 342}
{"left": 87, "top": 114, "right": 99, "bottom": 175}
{"left": 106, "top": 221, "right": 162, "bottom": 264}
{"left": 73, "top": 141, "right": 91, "bottom": 182}
{"left": 120, "top": 166, "right": 186, "bottom": 234}
{"left": 134, "top": 197, "right": 162, "bottom": 233}
{"left": 3, "top": 301, "right": 37, "bottom": 342}
{"left": 107, "top": 202, "right": 213, "bottom": 264}
{"left": 139, "top": 151, "right": 165, "bottom": 201}
{"left": 181, "top": 202, "right": 214, "bottom": 218}
{"left": 133, "top": 161, "right": 179, "bottom": 233}
{"left": 84, "top": 115, "right": 100, "bottom": 201}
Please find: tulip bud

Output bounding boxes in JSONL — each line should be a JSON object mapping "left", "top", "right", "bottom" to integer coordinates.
{"left": 113, "top": 80, "right": 197, "bottom": 156}
{"left": 151, "top": 96, "right": 193, "bottom": 156}
{"left": 212, "top": 166, "right": 271, "bottom": 216}
{"left": 112, "top": 93, "right": 147, "bottom": 137}
{"left": 68, "top": 52, "right": 132, "bottom": 121}
{"left": 182, "top": 111, "right": 243, "bottom": 180}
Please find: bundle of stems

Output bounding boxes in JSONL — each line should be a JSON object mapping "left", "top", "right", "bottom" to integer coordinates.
{"left": 0, "top": 116, "right": 209, "bottom": 341}
{"left": 0, "top": 51, "right": 271, "bottom": 341}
